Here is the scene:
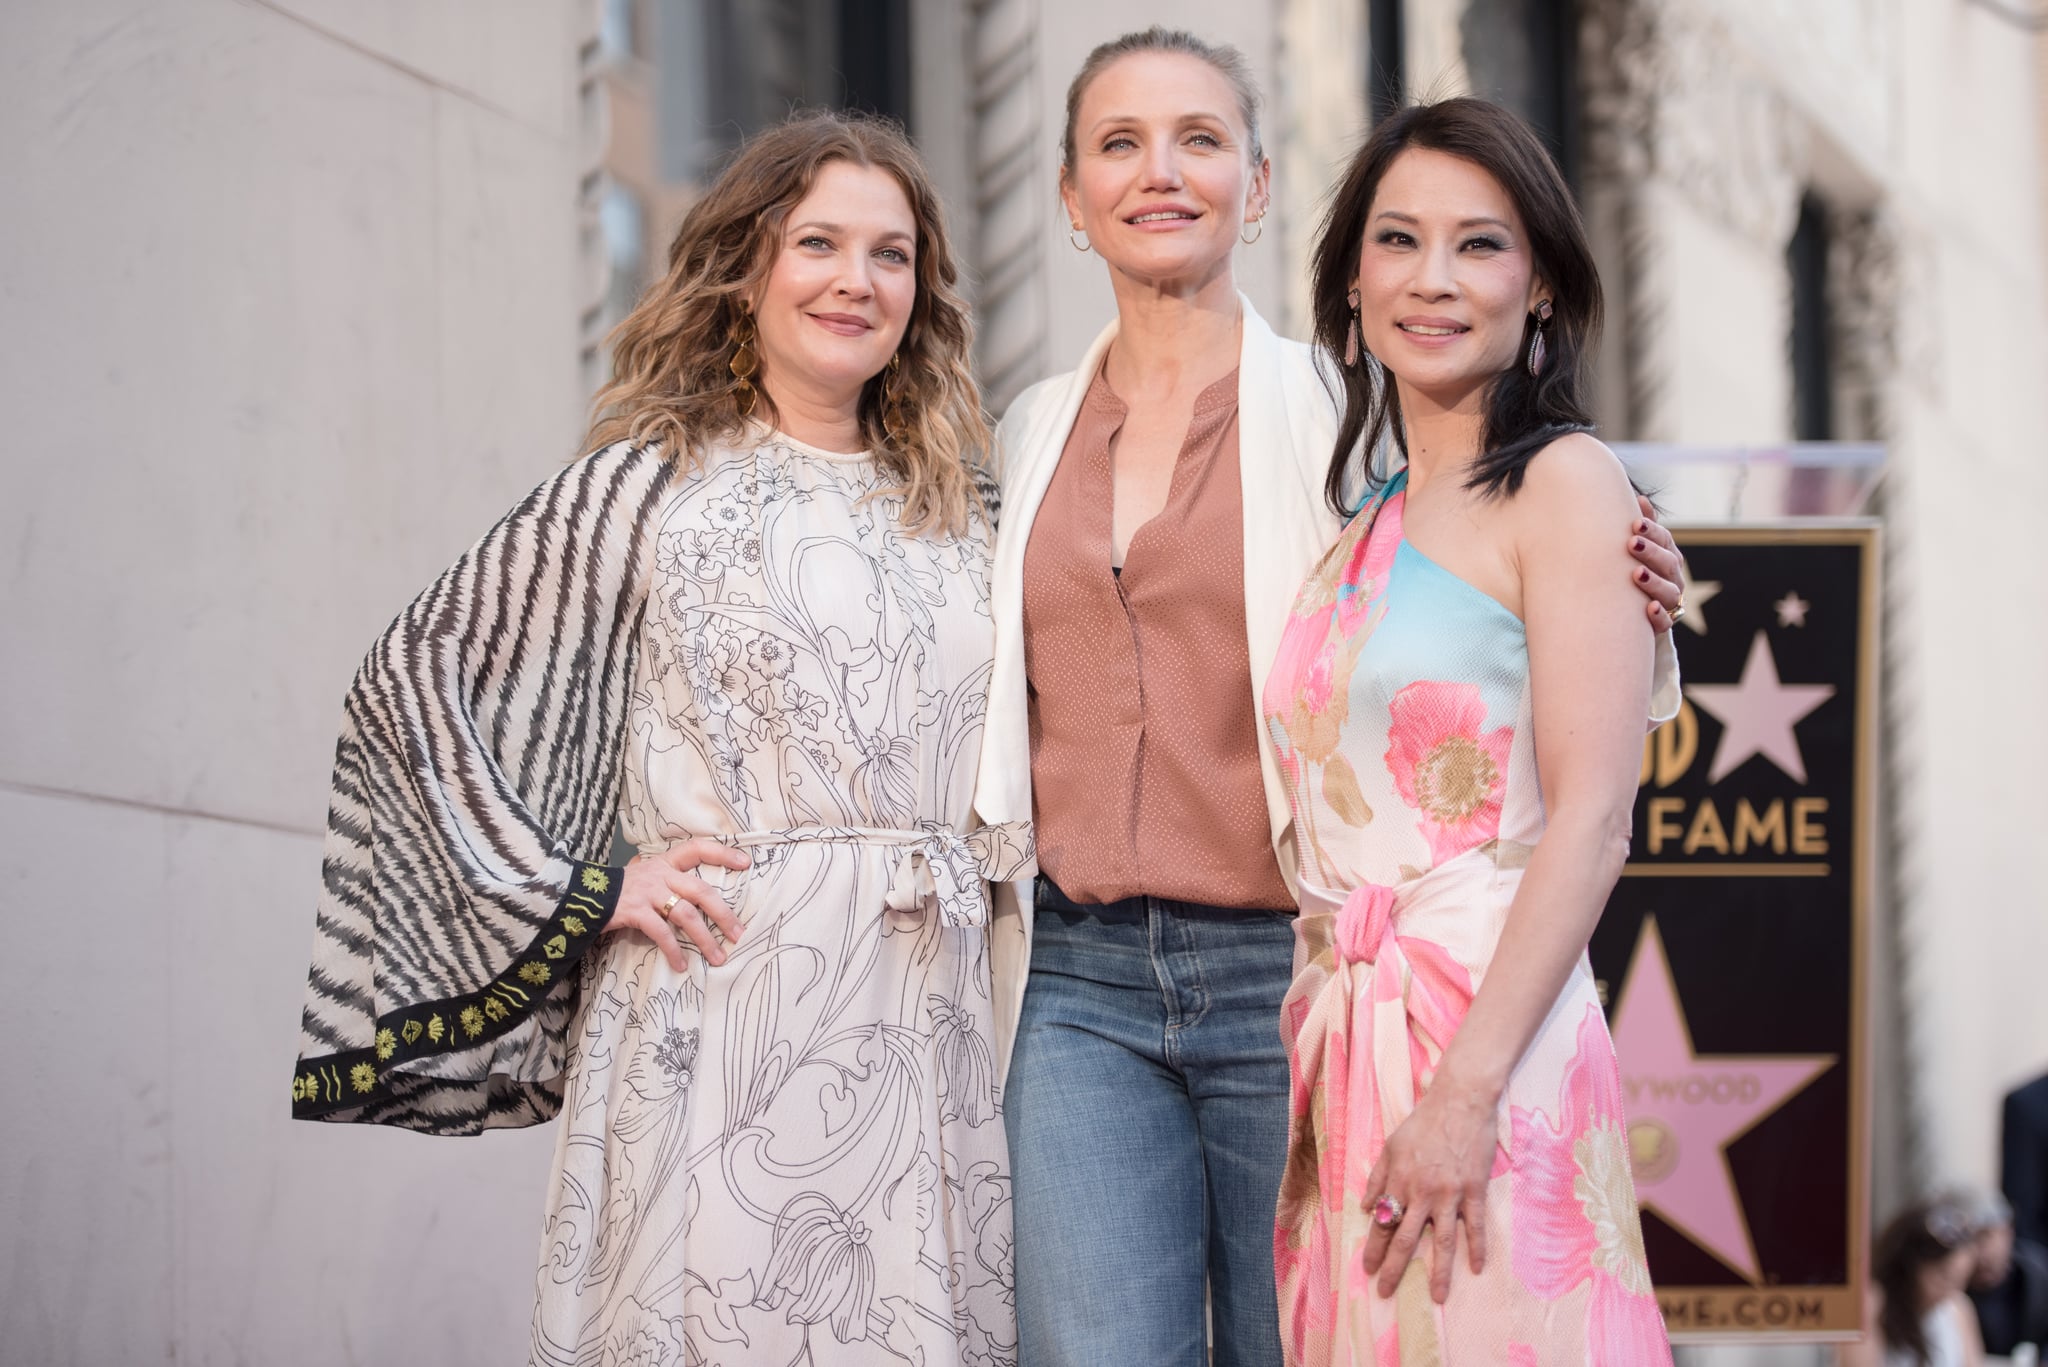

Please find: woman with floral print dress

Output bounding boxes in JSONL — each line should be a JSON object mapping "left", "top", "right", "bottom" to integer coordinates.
{"left": 288, "top": 112, "right": 1030, "bottom": 1367}
{"left": 1263, "top": 99, "right": 1674, "bottom": 1364}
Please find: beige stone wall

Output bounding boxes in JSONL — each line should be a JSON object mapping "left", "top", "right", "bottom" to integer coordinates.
{"left": 0, "top": 3, "right": 588, "bottom": 1362}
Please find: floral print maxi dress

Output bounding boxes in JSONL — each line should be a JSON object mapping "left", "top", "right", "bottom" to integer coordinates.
{"left": 1261, "top": 469, "right": 1671, "bottom": 1367}
{"left": 530, "top": 431, "right": 1031, "bottom": 1367}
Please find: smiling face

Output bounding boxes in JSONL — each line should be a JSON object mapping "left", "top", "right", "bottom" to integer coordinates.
{"left": 1061, "top": 50, "right": 1269, "bottom": 290}
{"left": 751, "top": 159, "right": 919, "bottom": 414}
{"left": 1354, "top": 147, "right": 1547, "bottom": 409}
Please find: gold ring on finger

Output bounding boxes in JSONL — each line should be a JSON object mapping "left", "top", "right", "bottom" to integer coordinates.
{"left": 660, "top": 892, "right": 683, "bottom": 916}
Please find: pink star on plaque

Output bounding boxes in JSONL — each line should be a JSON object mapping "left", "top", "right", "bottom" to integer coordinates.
{"left": 1611, "top": 917, "right": 1836, "bottom": 1282}
{"left": 1686, "top": 631, "right": 1835, "bottom": 783}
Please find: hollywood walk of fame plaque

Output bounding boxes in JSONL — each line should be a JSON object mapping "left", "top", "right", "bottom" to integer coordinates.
{"left": 1590, "top": 524, "right": 1877, "bottom": 1342}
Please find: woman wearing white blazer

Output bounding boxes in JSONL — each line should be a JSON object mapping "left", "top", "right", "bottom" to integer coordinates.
{"left": 973, "top": 29, "right": 1683, "bottom": 1366}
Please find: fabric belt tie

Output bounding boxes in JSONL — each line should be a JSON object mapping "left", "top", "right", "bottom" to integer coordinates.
{"left": 1292, "top": 850, "right": 1508, "bottom": 1152}
{"left": 692, "top": 822, "right": 1036, "bottom": 931}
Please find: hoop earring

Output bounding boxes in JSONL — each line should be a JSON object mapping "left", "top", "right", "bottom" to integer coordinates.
{"left": 1526, "top": 298, "right": 1554, "bottom": 379}
{"left": 1069, "top": 225, "right": 1090, "bottom": 253}
{"left": 1343, "top": 287, "right": 1362, "bottom": 368}
{"left": 1241, "top": 215, "right": 1265, "bottom": 245}
{"left": 882, "top": 351, "right": 910, "bottom": 446}
{"left": 729, "top": 311, "right": 759, "bottom": 418}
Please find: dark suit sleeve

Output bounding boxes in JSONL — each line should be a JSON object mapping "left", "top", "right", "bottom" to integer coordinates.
{"left": 2005, "top": 1082, "right": 2048, "bottom": 1246}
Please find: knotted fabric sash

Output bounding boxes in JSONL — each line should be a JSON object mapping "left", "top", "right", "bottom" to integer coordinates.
{"left": 1289, "top": 849, "right": 1524, "bottom": 1166}
{"left": 690, "top": 822, "right": 1036, "bottom": 932}
{"left": 1275, "top": 847, "right": 1522, "bottom": 1359}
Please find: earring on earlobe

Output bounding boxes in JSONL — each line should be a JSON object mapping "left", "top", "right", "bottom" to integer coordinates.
{"left": 882, "top": 351, "right": 910, "bottom": 446}
{"left": 1343, "top": 288, "right": 1362, "bottom": 368}
{"left": 1069, "top": 224, "right": 1090, "bottom": 253}
{"left": 1526, "top": 298, "right": 1554, "bottom": 378}
{"left": 729, "top": 309, "right": 760, "bottom": 418}
{"left": 1241, "top": 214, "right": 1265, "bottom": 245}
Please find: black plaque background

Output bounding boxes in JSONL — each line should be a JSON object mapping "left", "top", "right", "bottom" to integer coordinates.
{"left": 1589, "top": 529, "right": 1870, "bottom": 1304}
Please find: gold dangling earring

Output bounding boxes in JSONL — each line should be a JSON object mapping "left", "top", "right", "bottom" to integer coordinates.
{"left": 1241, "top": 214, "right": 1265, "bottom": 245}
{"left": 1343, "top": 287, "right": 1362, "bottom": 368}
{"left": 729, "top": 310, "right": 759, "bottom": 418}
{"left": 882, "top": 351, "right": 910, "bottom": 447}
{"left": 1069, "top": 223, "right": 1090, "bottom": 253}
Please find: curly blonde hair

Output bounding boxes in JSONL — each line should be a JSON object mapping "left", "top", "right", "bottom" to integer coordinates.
{"left": 584, "top": 110, "right": 989, "bottom": 536}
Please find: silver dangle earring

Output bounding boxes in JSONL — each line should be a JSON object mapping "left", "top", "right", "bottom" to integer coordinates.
{"left": 1343, "top": 288, "right": 1362, "bottom": 368}
{"left": 1527, "top": 299, "right": 1554, "bottom": 378}
{"left": 1241, "top": 215, "right": 1265, "bottom": 245}
{"left": 1069, "top": 224, "right": 1090, "bottom": 253}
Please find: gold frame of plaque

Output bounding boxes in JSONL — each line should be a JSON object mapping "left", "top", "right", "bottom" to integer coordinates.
{"left": 1590, "top": 522, "right": 1877, "bottom": 1343}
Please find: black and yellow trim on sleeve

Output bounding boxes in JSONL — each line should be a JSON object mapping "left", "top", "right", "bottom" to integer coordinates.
{"left": 290, "top": 862, "right": 623, "bottom": 1119}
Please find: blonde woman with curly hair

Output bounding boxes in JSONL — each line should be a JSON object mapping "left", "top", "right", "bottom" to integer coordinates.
{"left": 288, "top": 111, "right": 1030, "bottom": 1365}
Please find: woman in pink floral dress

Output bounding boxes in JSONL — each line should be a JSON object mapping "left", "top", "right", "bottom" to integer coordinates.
{"left": 1262, "top": 99, "right": 1675, "bottom": 1365}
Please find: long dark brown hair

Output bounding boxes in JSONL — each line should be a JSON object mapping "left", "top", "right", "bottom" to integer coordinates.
{"left": 1873, "top": 1197, "right": 1973, "bottom": 1365}
{"left": 584, "top": 110, "right": 987, "bottom": 535}
{"left": 1309, "top": 97, "right": 1604, "bottom": 514}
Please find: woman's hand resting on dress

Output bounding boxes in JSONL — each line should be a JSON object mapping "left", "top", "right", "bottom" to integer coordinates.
{"left": 602, "top": 839, "right": 750, "bottom": 969}
{"left": 1362, "top": 1075, "right": 1501, "bottom": 1303}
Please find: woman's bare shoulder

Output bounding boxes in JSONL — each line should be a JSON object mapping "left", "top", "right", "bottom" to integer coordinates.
{"left": 1510, "top": 431, "right": 1639, "bottom": 531}
{"left": 1519, "top": 430, "right": 1630, "bottom": 496}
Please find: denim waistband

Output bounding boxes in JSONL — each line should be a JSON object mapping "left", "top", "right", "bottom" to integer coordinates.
{"left": 1034, "top": 874, "right": 1292, "bottom": 925}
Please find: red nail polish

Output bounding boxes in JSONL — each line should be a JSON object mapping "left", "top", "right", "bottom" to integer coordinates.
{"left": 1637, "top": 568, "right": 1649, "bottom": 582}
{"left": 1632, "top": 537, "right": 1646, "bottom": 552}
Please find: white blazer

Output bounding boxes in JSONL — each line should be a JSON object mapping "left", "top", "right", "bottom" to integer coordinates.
{"left": 972, "top": 294, "right": 1679, "bottom": 1080}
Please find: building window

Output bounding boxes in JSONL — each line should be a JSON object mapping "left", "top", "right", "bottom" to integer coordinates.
{"left": 1370, "top": 0, "right": 1406, "bottom": 115}
{"left": 655, "top": 0, "right": 911, "bottom": 182}
{"left": 835, "top": 0, "right": 911, "bottom": 123}
{"left": 1460, "top": 0, "right": 1580, "bottom": 190}
{"left": 1788, "top": 193, "right": 1834, "bottom": 441}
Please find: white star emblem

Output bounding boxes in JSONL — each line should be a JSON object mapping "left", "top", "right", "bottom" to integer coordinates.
{"left": 1686, "top": 631, "right": 1835, "bottom": 783}
{"left": 1678, "top": 564, "right": 1721, "bottom": 636}
{"left": 1613, "top": 918, "right": 1836, "bottom": 1280}
{"left": 1775, "top": 592, "right": 1810, "bottom": 628}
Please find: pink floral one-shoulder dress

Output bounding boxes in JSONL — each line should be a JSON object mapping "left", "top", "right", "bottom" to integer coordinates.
{"left": 1261, "top": 469, "right": 1672, "bottom": 1366}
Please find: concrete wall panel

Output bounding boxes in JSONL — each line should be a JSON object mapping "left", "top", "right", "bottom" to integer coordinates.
{"left": 0, "top": 788, "right": 560, "bottom": 1366}
{"left": 0, "top": 2, "right": 584, "bottom": 1361}
{"left": 263, "top": 0, "right": 578, "bottom": 138}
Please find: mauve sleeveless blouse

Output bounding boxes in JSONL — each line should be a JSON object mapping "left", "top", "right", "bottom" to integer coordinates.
{"left": 1021, "top": 364, "right": 1294, "bottom": 910}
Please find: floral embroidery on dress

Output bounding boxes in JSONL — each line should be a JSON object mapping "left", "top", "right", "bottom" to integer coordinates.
{"left": 1510, "top": 1007, "right": 1668, "bottom": 1364}
{"left": 1383, "top": 680, "right": 1513, "bottom": 865}
{"left": 531, "top": 435, "right": 1018, "bottom": 1367}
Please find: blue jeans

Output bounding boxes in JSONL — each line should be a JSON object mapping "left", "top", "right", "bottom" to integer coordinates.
{"left": 1005, "top": 877, "right": 1295, "bottom": 1367}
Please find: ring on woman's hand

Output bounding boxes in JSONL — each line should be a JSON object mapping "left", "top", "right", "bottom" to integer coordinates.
{"left": 660, "top": 893, "right": 683, "bottom": 916}
{"left": 1670, "top": 601, "right": 1687, "bottom": 624}
{"left": 1372, "top": 1194, "right": 1406, "bottom": 1228}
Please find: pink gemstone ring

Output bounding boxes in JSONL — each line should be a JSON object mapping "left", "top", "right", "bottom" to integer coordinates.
{"left": 1371, "top": 1194, "right": 1406, "bottom": 1229}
